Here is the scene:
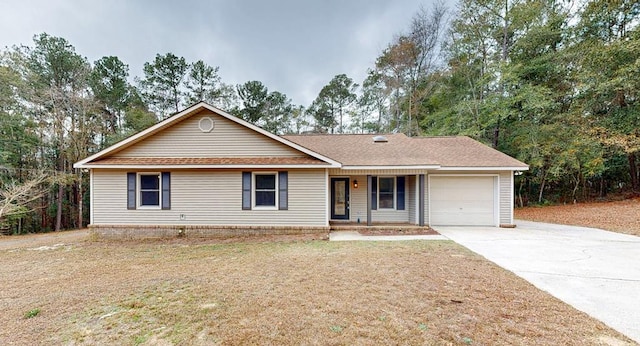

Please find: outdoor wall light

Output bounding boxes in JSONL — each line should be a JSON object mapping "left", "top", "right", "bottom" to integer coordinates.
{"left": 353, "top": 180, "right": 358, "bottom": 189}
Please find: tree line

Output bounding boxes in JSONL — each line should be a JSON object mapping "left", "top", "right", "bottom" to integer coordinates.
{"left": 1, "top": 0, "right": 639, "bottom": 233}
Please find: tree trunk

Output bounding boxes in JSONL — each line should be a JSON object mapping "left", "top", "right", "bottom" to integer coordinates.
{"left": 629, "top": 153, "right": 638, "bottom": 191}
{"left": 492, "top": 115, "right": 500, "bottom": 149}
{"left": 408, "top": 86, "right": 412, "bottom": 137}
{"left": 77, "top": 170, "right": 83, "bottom": 228}
{"left": 55, "top": 183, "right": 63, "bottom": 231}
{"left": 538, "top": 170, "right": 548, "bottom": 204}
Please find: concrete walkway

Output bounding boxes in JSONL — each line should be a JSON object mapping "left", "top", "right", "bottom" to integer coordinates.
{"left": 329, "top": 230, "right": 447, "bottom": 241}
{"left": 434, "top": 221, "right": 640, "bottom": 343}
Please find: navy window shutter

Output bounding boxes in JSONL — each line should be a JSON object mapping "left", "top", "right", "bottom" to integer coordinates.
{"left": 242, "top": 172, "right": 251, "bottom": 210}
{"left": 371, "top": 176, "right": 377, "bottom": 210}
{"left": 161, "top": 172, "right": 171, "bottom": 210}
{"left": 127, "top": 172, "right": 136, "bottom": 210}
{"left": 278, "top": 171, "right": 288, "bottom": 210}
{"left": 396, "top": 176, "right": 405, "bottom": 210}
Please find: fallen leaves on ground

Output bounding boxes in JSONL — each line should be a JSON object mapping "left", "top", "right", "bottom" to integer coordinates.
{"left": 516, "top": 198, "right": 640, "bottom": 237}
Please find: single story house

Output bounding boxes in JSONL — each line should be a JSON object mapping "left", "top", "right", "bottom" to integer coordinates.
{"left": 74, "top": 102, "right": 528, "bottom": 238}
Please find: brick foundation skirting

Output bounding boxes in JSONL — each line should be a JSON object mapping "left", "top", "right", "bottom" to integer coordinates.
{"left": 89, "top": 224, "right": 330, "bottom": 240}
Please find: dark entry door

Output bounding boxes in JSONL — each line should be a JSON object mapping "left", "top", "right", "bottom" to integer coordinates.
{"left": 331, "top": 178, "right": 350, "bottom": 220}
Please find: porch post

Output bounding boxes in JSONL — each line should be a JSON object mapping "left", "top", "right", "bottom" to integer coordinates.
{"left": 366, "top": 175, "right": 372, "bottom": 226}
{"left": 418, "top": 174, "right": 425, "bottom": 226}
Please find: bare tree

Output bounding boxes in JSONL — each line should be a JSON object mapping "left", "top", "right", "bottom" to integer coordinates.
{"left": 375, "top": 2, "right": 448, "bottom": 136}
{"left": 407, "top": 2, "right": 448, "bottom": 136}
{"left": 0, "top": 173, "right": 48, "bottom": 221}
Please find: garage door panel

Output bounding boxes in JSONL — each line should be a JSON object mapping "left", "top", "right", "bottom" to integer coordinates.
{"left": 430, "top": 176, "right": 496, "bottom": 226}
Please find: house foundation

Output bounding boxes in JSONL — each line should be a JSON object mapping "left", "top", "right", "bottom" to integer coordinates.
{"left": 89, "top": 225, "right": 330, "bottom": 240}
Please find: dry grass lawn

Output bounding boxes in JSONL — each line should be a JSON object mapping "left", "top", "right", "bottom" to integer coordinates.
{"left": 516, "top": 197, "right": 640, "bottom": 237}
{"left": 0, "top": 233, "right": 634, "bottom": 345}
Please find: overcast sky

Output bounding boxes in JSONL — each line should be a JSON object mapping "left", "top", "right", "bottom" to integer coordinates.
{"left": 0, "top": 0, "right": 447, "bottom": 107}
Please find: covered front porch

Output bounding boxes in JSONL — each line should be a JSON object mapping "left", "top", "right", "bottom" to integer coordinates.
{"left": 328, "top": 170, "right": 427, "bottom": 227}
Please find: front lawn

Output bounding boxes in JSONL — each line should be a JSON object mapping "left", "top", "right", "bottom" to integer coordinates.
{"left": 0, "top": 236, "right": 632, "bottom": 345}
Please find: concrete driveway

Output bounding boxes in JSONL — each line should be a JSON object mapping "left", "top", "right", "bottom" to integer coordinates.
{"left": 434, "top": 220, "right": 640, "bottom": 343}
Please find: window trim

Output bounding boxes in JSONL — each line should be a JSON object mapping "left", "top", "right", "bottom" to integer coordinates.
{"left": 252, "top": 172, "right": 278, "bottom": 210}
{"left": 377, "top": 176, "right": 396, "bottom": 210}
{"left": 137, "top": 172, "right": 162, "bottom": 209}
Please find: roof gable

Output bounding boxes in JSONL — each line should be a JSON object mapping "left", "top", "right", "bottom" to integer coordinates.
{"left": 113, "top": 110, "right": 303, "bottom": 158}
{"left": 74, "top": 102, "right": 340, "bottom": 168}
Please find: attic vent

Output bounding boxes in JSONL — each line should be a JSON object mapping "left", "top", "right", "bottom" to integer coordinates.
{"left": 373, "top": 135, "right": 388, "bottom": 143}
{"left": 199, "top": 117, "right": 215, "bottom": 133}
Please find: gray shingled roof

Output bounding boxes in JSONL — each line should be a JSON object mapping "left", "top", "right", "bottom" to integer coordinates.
{"left": 283, "top": 133, "right": 528, "bottom": 168}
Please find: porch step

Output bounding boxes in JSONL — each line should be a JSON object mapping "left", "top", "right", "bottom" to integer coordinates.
{"left": 329, "top": 223, "right": 438, "bottom": 235}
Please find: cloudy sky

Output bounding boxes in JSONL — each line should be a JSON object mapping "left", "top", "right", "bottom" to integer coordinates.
{"left": 0, "top": 0, "right": 448, "bottom": 107}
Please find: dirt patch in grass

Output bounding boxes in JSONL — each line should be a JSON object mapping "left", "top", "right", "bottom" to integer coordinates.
{"left": 0, "top": 228, "right": 90, "bottom": 251}
{"left": 0, "top": 236, "right": 633, "bottom": 345}
{"left": 516, "top": 198, "right": 640, "bottom": 237}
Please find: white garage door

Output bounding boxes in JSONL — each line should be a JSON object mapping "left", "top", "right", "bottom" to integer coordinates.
{"left": 430, "top": 176, "right": 496, "bottom": 226}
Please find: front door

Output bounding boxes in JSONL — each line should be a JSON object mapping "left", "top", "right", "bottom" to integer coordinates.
{"left": 331, "top": 178, "right": 350, "bottom": 220}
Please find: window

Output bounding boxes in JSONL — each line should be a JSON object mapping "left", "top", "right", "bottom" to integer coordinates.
{"left": 242, "top": 171, "right": 288, "bottom": 210}
{"left": 378, "top": 177, "right": 395, "bottom": 209}
{"left": 370, "top": 176, "right": 405, "bottom": 211}
{"left": 139, "top": 173, "right": 161, "bottom": 207}
{"left": 127, "top": 172, "right": 170, "bottom": 210}
{"left": 254, "top": 173, "right": 277, "bottom": 207}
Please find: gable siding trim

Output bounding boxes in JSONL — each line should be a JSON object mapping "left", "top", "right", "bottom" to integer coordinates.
{"left": 74, "top": 102, "right": 340, "bottom": 169}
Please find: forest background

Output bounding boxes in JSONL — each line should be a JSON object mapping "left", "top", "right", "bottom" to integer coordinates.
{"left": 1, "top": 0, "right": 638, "bottom": 233}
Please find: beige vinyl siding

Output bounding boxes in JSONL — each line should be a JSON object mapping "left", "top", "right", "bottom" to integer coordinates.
{"left": 114, "top": 110, "right": 303, "bottom": 158}
{"left": 408, "top": 175, "right": 416, "bottom": 224}
{"left": 333, "top": 175, "right": 409, "bottom": 223}
{"left": 423, "top": 175, "right": 429, "bottom": 225}
{"left": 373, "top": 209, "right": 409, "bottom": 222}
{"left": 347, "top": 175, "right": 367, "bottom": 223}
{"left": 499, "top": 171, "right": 513, "bottom": 224}
{"left": 92, "top": 169, "right": 327, "bottom": 226}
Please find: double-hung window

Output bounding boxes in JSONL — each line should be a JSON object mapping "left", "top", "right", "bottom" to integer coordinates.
{"left": 370, "top": 176, "right": 404, "bottom": 211}
{"left": 139, "top": 173, "right": 161, "bottom": 207}
{"left": 127, "top": 172, "right": 170, "bottom": 210}
{"left": 242, "top": 171, "right": 288, "bottom": 210}
{"left": 254, "top": 173, "right": 277, "bottom": 207}
{"left": 378, "top": 177, "right": 395, "bottom": 209}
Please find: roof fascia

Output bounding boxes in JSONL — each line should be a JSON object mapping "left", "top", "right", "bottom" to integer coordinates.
{"left": 340, "top": 165, "right": 441, "bottom": 170}
{"left": 80, "top": 164, "right": 334, "bottom": 170}
{"left": 435, "top": 166, "right": 529, "bottom": 171}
